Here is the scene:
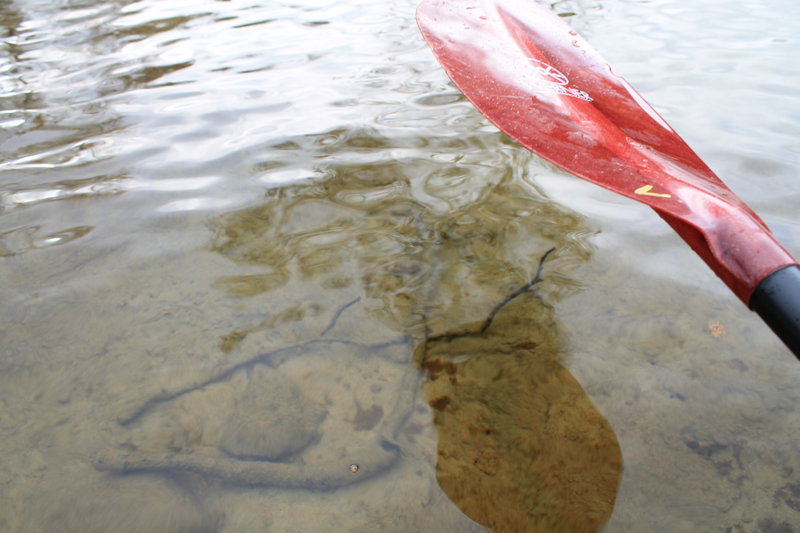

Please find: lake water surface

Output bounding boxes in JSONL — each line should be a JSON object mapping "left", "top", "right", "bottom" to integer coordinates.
{"left": 1, "top": 0, "right": 799, "bottom": 531}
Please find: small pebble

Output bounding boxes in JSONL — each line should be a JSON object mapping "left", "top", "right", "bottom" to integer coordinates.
{"left": 349, "top": 464, "right": 359, "bottom": 473}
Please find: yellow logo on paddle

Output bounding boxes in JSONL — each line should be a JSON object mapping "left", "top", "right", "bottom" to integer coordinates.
{"left": 635, "top": 185, "right": 671, "bottom": 198}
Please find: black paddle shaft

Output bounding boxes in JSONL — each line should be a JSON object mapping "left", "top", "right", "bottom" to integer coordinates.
{"left": 750, "top": 265, "right": 800, "bottom": 360}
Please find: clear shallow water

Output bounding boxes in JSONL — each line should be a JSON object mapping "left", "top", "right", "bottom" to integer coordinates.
{"left": 0, "top": 0, "right": 798, "bottom": 531}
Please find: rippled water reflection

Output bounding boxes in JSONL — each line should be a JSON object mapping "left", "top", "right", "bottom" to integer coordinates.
{"left": 1, "top": 0, "right": 798, "bottom": 531}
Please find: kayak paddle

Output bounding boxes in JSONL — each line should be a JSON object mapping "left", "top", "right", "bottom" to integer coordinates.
{"left": 416, "top": 0, "right": 800, "bottom": 359}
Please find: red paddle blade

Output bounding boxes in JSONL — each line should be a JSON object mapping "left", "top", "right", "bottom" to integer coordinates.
{"left": 417, "top": 0, "right": 797, "bottom": 304}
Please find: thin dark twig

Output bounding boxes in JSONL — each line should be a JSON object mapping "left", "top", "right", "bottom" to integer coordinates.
{"left": 320, "top": 297, "right": 361, "bottom": 336}
{"left": 479, "top": 247, "right": 556, "bottom": 333}
{"left": 120, "top": 335, "right": 409, "bottom": 426}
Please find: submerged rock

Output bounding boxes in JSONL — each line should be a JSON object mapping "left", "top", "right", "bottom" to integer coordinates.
{"left": 219, "top": 371, "right": 326, "bottom": 461}
{"left": 417, "top": 291, "right": 623, "bottom": 533}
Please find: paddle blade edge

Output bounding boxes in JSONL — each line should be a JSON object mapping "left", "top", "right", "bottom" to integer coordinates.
{"left": 416, "top": 0, "right": 798, "bottom": 304}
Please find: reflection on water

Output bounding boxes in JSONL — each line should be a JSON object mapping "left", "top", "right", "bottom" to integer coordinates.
{"left": 1, "top": 0, "right": 799, "bottom": 531}
{"left": 207, "top": 126, "right": 592, "bottom": 340}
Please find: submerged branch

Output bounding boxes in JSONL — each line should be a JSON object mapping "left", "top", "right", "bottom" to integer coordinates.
{"left": 427, "top": 247, "right": 556, "bottom": 344}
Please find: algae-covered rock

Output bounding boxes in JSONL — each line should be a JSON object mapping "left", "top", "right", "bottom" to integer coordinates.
{"left": 417, "top": 291, "right": 623, "bottom": 533}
